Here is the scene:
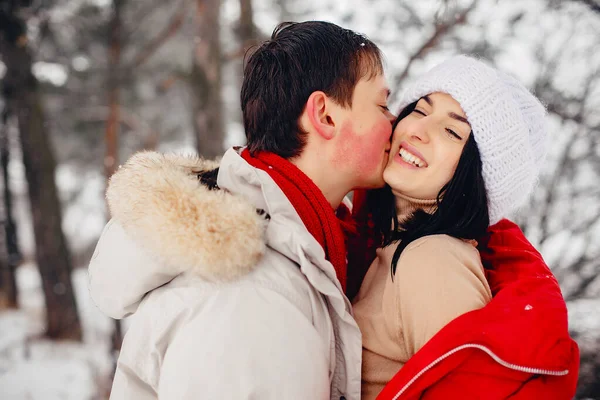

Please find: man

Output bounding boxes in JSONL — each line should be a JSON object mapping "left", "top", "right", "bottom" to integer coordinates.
{"left": 89, "top": 21, "right": 395, "bottom": 400}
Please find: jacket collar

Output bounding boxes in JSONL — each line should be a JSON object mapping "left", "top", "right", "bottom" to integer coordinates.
{"left": 218, "top": 148, "right": 354, "bottom": 319}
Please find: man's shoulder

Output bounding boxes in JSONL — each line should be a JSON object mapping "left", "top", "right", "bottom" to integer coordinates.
{"left": 136, "top": 249, "right": 321, "bottom": 323}
{"left": 116, "top": 266, "right": 328, "bottom": 395}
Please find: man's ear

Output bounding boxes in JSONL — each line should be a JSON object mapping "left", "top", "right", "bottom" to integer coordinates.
{"left": 305, "top": 91, "right": 336, "bottom": 140}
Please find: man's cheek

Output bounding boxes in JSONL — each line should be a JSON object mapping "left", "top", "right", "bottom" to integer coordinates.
{"left": 333, "top": 122, "right": 368, "bottom": 168}
{"left": 358, "top": 120, "right": 392, "bottom": 170}
{"left": 370, "top": 119, "right": 393, "bottom": 151}
{"left": 333, "top": 120, "right": 391, "bottom": 173}
{"left": 356, "top": 138, "right": 384, "bottom": 172}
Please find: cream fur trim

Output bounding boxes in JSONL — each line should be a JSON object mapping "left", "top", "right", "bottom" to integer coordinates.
{"left": 106, "top": 151, "right": 267, "bottom": 281}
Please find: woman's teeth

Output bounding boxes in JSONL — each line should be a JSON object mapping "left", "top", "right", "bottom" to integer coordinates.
{"left": 399, "top": 148, "right": 425, "bottom": 168}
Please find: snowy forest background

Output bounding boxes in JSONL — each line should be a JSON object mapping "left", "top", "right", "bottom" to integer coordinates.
{"left": 0, "top": 0, "right": 598, "bottom": 398}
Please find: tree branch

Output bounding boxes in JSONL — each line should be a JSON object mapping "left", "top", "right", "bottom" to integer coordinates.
{"left": 127, "top": 0, "right": 189, "bottom": 70}
{"left": 391, "top": 2, "right": 475, "bottom": 97}
{"left": 564, "top": 254, "right": 599, "bottom": 301}
{"left": 122, "top": 1, "right": 169, "bottom": 43}
{"left": 77, "top": 106, "right": 158, "bottom": 143}
{"left": 569, "top": 0, "right": 600, "bottom": 13}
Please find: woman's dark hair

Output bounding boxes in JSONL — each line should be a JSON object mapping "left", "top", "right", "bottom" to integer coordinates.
{"left": 368, "top": 100, "right": 490, "bottom": 277}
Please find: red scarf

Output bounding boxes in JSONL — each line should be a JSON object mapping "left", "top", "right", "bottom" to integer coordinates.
{"left": 241, "top": 149, "right": 348, "bottom": 292}
{"left": 346, "top": 188, "right": 377, "bottom": 301}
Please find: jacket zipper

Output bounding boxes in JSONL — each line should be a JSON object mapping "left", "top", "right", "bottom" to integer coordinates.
{"left": 392, "top": 343, "right": 570, "bottom": 400}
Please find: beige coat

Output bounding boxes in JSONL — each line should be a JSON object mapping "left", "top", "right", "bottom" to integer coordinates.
{"left": 353, "top": 233, "right": 492, "bottom": 400}
{"left": 88, "top": 148, "right": 362, "bottom": 400}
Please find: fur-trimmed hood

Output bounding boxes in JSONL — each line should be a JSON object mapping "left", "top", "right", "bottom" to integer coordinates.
{"left": 106, "top": 151, "right": 268, "bottom": 281}
{"left": 88, "top": 150, "right": 270, "bottom": 319}
{"left": 89, "top": 147, "right": 353, "bottom": 324}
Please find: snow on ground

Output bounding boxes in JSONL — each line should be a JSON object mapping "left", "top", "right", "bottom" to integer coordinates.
{"left": 0, "top": 264, "right": 115, "bottom": 400}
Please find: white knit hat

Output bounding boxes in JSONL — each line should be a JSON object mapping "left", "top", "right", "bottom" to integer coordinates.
{"left": 397, "top": 55, "right": 548, "bottom": 224}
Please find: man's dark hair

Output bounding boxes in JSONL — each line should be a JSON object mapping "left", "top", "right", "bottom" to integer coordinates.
{"left": 367, "top": 101, "right": 490, "bottom": 277}
{"left": 241, "top": 21, "right": 384, "bottom": 158}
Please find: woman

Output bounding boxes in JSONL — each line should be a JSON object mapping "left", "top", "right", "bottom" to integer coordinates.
{"left": 351, "top": 56, "right": 579, "bottom": 399}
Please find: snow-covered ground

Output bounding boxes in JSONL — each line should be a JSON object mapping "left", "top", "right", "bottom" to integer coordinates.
{"left": 0, "top": 264, "right": 116, "bottom": 400}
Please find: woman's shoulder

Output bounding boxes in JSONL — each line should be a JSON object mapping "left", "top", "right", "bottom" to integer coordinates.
{"left": 393, "top": 234, "right": 491, "bottom": 303}
{"left": 403, "top": 234, "right": 479, "bottom": 256}
{"left": 395, "top": 234, "right": 484, "bottom": 281}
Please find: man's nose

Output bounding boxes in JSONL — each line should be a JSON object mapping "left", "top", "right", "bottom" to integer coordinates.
{"left": 386, "top": 111, "right": 396, "bottom": 124}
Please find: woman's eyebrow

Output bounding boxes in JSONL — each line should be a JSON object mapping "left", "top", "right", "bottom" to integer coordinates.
{"left": 449, "top": 112, "right": 471, "bottom": 127}
{"left": 422, "top": 95, "right": 470, "bottom": 127}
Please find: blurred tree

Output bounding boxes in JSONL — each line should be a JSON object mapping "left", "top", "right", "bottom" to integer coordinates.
{"left": 571, "top": 0, "right": 600, "bottom": 13}
{"left": 106, "top": 0, "right": 124, "bottom": 358}
{"left": 276, "top": 0, "right": 292, "bottom": 21}
{"left": 0, "top": 0, "right": 82, "bottom": 340}
{"left": 105, "top": 0, "right": 123, "bottom": 181}
{"left": 0, "top": 105, "right": 21, "bottom": 309}
{"left": 191, "top": 0, "right": 224, "bottom": 159}
{"left": 0, "top": 255, "right": 14, "bottom": 309}
{"left": 236, "top": 0, "right": 261, "bottom": 52}
{"left": 390, "top": 2, "right": 475, "bottom": 92}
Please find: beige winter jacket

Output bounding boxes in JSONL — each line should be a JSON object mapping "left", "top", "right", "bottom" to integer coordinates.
{"left": 352, "top": 196, "right": 492, "bottom": 400}
{"left": 88, "top": 148, "right": 362, "bottom": 400}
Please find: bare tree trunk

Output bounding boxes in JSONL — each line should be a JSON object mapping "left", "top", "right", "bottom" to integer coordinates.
{"left": 0, "top": 255, "right": 14, "bottom": 309}
{"left": 237, "top": 0, "right": 259, "bottom": 48}
{"left": 0, "top": 108, "right": 21, "bottom": 309}
{"left": 106, "top": 0, "right": 124, "bottom": 354}
{"left": 276, "top": 0, "right": 292, "bottom": 21}
{"left": 105, "top": 0, "right": 122, "bottom": 180}
{"left": 0, "top": 11, "right": 82, "bottom": 340}
{"left": 192, "top": 0, "right": 224, "bottom": 159}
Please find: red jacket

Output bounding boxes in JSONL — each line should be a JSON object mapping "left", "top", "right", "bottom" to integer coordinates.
{"left": 373, "top": 219, "right": 579, "bottom": 399}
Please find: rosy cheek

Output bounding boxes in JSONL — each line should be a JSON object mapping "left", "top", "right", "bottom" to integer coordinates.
{"left": 332, "top": 119, "right": 391, "bottom": 176}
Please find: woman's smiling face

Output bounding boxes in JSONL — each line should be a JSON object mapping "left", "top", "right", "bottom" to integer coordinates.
{"left": 384, "top": 92, "right": 472, "bottom": 199}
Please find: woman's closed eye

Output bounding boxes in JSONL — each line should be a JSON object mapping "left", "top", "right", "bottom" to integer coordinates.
{"left": 412, "top": 108, "right": 426, "bottom": 116}
{"left": 445, "top": 128, "right": 463, "bottom": 140}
